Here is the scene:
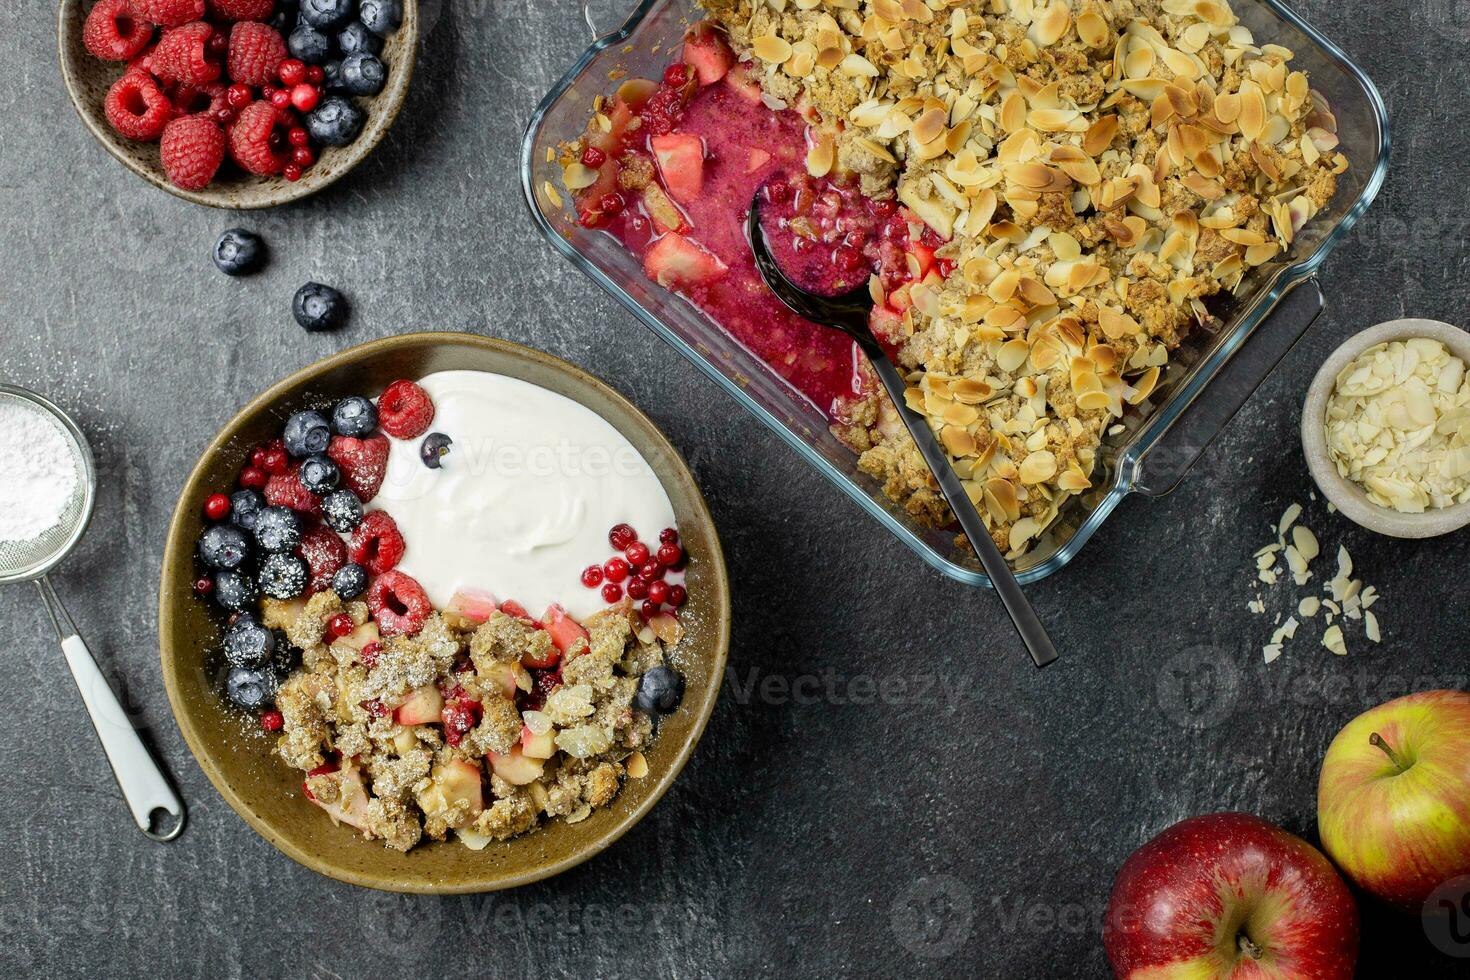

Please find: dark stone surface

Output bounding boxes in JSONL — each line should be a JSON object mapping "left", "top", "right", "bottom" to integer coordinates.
{"left": 1, "top": 0, "right": 1467, "bottom": 975}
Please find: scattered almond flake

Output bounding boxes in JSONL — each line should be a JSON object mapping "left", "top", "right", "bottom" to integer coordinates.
{"left": 1362, "top": 585, "right": 1379, "bottom": 608}
{"left": 1291, "top": 525, "right": 1320, "bottom": 562}
{"left": 1322, "top": 624, "right": 1347, "bottom": 656}
{"left": 1259, "top": 568, "right": 1279, "bottom": 585}
{"left": 1257, "top": 552, "right": 1278, "bottom": 571}
{"left": 1365, "top": 610, "right": 1381, "bottom": 643}
{"left": 1328, "top": 502, "right": 1338, "bottom": 513}
{"left": 1298, "top": 596, "right": 1321, "bottom": 618}
{"left": 1263, "top": 643, "right": 1284, "bottom": 664}
{"left": 1278, "top": 502, "right": 1303, "bottom": 539}
{"left": 1248, "top": 599, "right": 1266, "bottom": 614}
{"left": 1271, "top": 617, "right": 1300, "bottom": 645}
{"left": 1323, "top": 598, "right": 1341, "bottom": 615}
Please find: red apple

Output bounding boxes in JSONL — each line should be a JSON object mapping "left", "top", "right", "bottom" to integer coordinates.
{"left": 1317, "top": 689, "right": 1470, "bottom": 911}
{"left": 1104, "top": 813, "right": 1358, "bottom": 979}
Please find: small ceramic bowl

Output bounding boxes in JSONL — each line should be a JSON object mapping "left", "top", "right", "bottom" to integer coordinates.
{"left": 159, "top": 333, "right": 730, "bottom": 892}
{"left": 1302, "top": 318, "right": 1470, "bottom": 538}
{"left": 58, "top": 1, "right": 417, "bottom": 208}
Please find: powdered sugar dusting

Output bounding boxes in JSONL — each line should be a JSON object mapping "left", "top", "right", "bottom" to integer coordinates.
{"left": 0, "top": 400, "right": 80, "bottom": 543}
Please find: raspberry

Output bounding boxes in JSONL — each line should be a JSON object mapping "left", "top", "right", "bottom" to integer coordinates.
{"left": 259, "top": 709, "right": 284, "bottom": 732}
{"left": 84, "top": 0, "right": 152, "bottom": 61}
{"left": 127, "top": 43, "right": 157, "bottom": 75}
{"left": 367, "top": 571, "right": 431, "bottom": 637}
{"left": 264, "top": 466, "right": 322, "bottom": 516}
{"left": 169, "top": 81, "right": 226, "bottom": 116}
{"left": 349, "top": 511, "right": 405, "bottom": 575}
{"left": 150, "top": 22, "right": 221, "bottom": 85}
{"left": 160, "top": 116, "right": 223, "bottom": 190}
{"left": 295, "top": 521, "right": 347, "bottom": 594}
{"left": 325, "top": 435, "right": 389, "bottom": 502}
{"left": 377, "top": 380, "right": 435, "bottom": 439}
{"left": 104, "top": 73, "right": 174, "bottom": 141}
{"left": 227, "top": 21, "right": 287, "bottom": 87}
{"left": 126, "top": 0, "right": 205, "bottom": 27}
{"left": 206, "top": 0, "right": 274, "bottom": 20}
{"left": 227, "top": 100, "right": 289, "bottom": 175}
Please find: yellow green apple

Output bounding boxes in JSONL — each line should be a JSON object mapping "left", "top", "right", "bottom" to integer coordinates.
{"left": 1317, "top": 689, "right": 1470, "bottom": 910}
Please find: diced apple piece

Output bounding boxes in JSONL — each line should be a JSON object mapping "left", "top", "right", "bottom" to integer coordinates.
{"left": 306, "top": 765, "right": 373, "bottom": 831}
{"left": 725, "top": 61, "right": 763, "bottom": 104}
{"left": 260, "top": 597, "right": 308, "bottom": 631}
{"left": 482, "top": 661, "right": 533, "bottom": 698}
{"left": 542, "top": 603, "right": 590, "bottom": 655}
{"left": 683, "top": 23, "right": 735, "bottom": 85}
{"left": 446, "top": 587, "right": 500, "bottom": 625}
{"left": 870, "top": 305, "right": 904, "bottom": 344}
{"left": 651, "top": 133, "right": 705, "bottom": 204}
{"left": 500, "top": 599, "right": 533, "bottom": 621}
{"left": 488, "top": 747, "right": 545, "bottom": 786}
{"left": 439, "top": 759, "right": 484, "bottom": 821}
{"left": 642, "top": 183, "right": 689, "bottom": 235}
{"left": 746, "top": 149, "right": 771, "bottom": 174}
{"left": 391, "top": 728, "right": 418, "bottom": 755}
{"left": 393, "top": 685, "right": 444, "bottom": 725}
{"left": 644, "top": 233, "right": 728, "bottom": 290}
{"left": 333, "top": 620, "right": 380, "bottom": 653}
{"left": 521, "top": 725, "right": 557, "bottom": 760}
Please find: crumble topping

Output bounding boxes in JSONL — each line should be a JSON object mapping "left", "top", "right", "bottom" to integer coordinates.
{"left": 697, "top": 0, "right": 1347, "bottom": 554}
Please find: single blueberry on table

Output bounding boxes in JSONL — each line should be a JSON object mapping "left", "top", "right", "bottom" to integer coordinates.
{"left": 292, "top": 282, "right": 349, "bottom": 332}
{"left": 224, "top": 618, "right": 275, "bottom": 670}
{"left": 258, "top": 553, "right": 309, "bottom": 600}
{"left": 253, "top": 505, "right": 302, "bottom": 553}
{"left": 212, "top": 228, "right": 265, "bottom": 276}
{"left": 198, "top": 524, "right": 250, "bottom": 569}
{"left": 634, "top": 666, "right": 685, "bottom": 715}
{"left": 300, "top": 0, "right": 355, "bottom": 31}
{"left": 332, "top": 395, "right": 377, "bottom": 436}
{"left": 358, "top": 0, "right": 402, "bottom": 35}
{"left": 306, "top": 97, "right": 365, "bottom": 147}
{"left": 420, "top": 432, "right": 453, "bottom": 469}
{"left": 226, "top": 666, "right": 275, "bottom": 710}
{"left": 214, "top": 569, "right": 259, "bottom": 611}
{"left": 332, "top": 562, "right": 369, "bottom": 600}
{"left": 298, "top": 454, "right": 340, "bottom": 494}
{"left": 337, "top": 21, "right": 382, "bottom": 57}
{"left": 229, "top": 489, "right": 266, "bottom": 533}
{"left": 321, "top": 489, "right": 363, "bottom": 533}
{"left": 339, "top": 52, "right": 386, "bottom": 96}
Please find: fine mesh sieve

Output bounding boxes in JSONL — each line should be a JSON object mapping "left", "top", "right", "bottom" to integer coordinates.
{"left": 0, "top": 384, "right": 185, "bottom": 840}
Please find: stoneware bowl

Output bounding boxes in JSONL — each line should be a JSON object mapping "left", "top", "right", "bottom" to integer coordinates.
{"left": 58, "top": 0, "right": 417, "bottom": 209}
{"left": 1301, "top": 318, "right": 1470, "bottom": 538}
{"left": 159, "top": 332, "right": 730, "bottom": 892}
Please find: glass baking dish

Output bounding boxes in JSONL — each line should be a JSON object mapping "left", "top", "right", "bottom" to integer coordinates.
{"left": 522, "top": 0, "right": 1389, "bottom": 587}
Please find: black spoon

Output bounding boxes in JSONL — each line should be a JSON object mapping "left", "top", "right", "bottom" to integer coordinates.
{"left": 748, "top": 196, "right": 1058, "bottom": 669}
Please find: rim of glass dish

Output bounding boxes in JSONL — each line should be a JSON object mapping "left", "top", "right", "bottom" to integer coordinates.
{"left": 521, "top": 0, "right": 1391, "bottom": 589}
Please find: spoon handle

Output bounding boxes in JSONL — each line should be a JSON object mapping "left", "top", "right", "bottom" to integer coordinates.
{"left": 37, "top": 577, "right": 187, "bottom": 840}
{"left": 865, "top": 355, "right": 1059, "bottom": 668}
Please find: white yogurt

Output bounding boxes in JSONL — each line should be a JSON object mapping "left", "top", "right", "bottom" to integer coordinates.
{"left": 374, "top": 370, "right": 676, "bottom": 621}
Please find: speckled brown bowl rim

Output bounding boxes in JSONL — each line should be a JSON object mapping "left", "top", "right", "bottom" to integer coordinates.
{"left": 1301, "top": 318, "right": 1470, "bottom": 539}
{"left": 58, "top": 0, "right": 418, "bottom": 209}
{"left": 158, "top": 332, "right": 731, "bottom": 892}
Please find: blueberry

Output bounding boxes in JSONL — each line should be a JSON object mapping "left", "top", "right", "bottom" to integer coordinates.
{"left": 214, "top": 569, "right": 259, "bottom": 611}
{"left": 321, "top": 489, "right": 363, "bottom": 532}
{"left": 299, "top": 454, "right": 340, "bottom": 493}
{"left": 337, "top": 22, "right": 382, "bottom": 57}
{"left": 331, "top": 562, "right": 369, "bottom": 600}
{"left": 288, "top": 23, "right": 332, "bottom": 64}
{"left": 332, "top": 395, "right": 377, "bottom": 436}
{"left": 419, "top": 432, "right": 452, "bottom": 469}
{"left": 300, "top": 0, "right": 354, "bottom": 30}
{"left": 268, "top": 10, "right": 293, "bottom": 35}
{"left": 229, "top": 489, "right": 266, "bottom": 533}
{"left": 634, "top": 666, "right": 684, "bottom": 715}
{"left": 223, "top": 618, "right": 275, "bottom": 669}
{"left": 253, "top": 505, "right": 302, "bottom": 553}
{"left": 321, "top": 58, "right": 344, "bottom": 92}
{"left": 283, "top": 409, "right": 332, "bottom": 456}
{"left": 212, "top": 228, "right": 265, "bottom": 276}
{"left": 226, "top": 666, "right": 276, "bottom": 710}
{"left": 292, "top": 282, "right": 349, "bottom": 332}
{"left": 258, "top": 553, "right": 309, "bottom": 600}
{"left": 306, "top": 96, "right": 365, "bottom": 147}
{"left": 338, "top": 52, "right": 386, "bottom": 96}
{"left": 198, "top": 524, "right": 250, "bottom": 569}
{"left": 358, "top": 0, "right": 402, "bottom": 35}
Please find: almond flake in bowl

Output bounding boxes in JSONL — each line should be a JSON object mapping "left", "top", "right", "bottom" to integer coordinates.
{"left": 1325, "top": 338, "right": 1470, "bottom": 512}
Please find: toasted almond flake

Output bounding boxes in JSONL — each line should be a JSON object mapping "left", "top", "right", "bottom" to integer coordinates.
{"left": 806, "top": 135, "right": 835, "bottom": 177}
{"left": 562, "top": 162, "right": 598, "bottom": 190}
{"left": 1076, "top": 11, "right": 1110, "bottom": 48}
{"left": 753, "top": 33, "right": 794, "bottom": 64}
{"left": 626, "top": 751, "right": 649, "bottom": 778}
{"left": 543, "top": 181, "right": 563, "bottom": 209}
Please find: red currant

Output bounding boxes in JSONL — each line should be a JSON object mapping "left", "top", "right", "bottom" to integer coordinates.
{"left": 290, "top": 83, "right": 320, "bottom": 112}
{"left": 239, "top": 466, "right": 267, "bottom": 490}
{"left": 657, "top": 542, "right": 682, "bottom": 566}
{"left": 193, "top": 576, "right": 213, "bottom": 596}
{"left": 327, "top": 613, "right": 354, "bottom": 638}
{"left": 204, "top": 492, "right": 231, "bottom": 521}
{"left": 360, "top": 642, "right": 381, "bottom": 668}
{"left": 292, "top": 146, "right": 315, "bottom": 168}
{"left": 261, "top": 84, "right": 278, "bottom": 100}
{"left": 663, "top": 63, "right": 689, "bottom": 88}
{"left": 609, "top": 523, "right": 637, "bottom": 550}
{"left": 599, "top": 192, "right": 625, "bottom": 215}
{"left": 626, "top": 579, "right": 649, "bottom": 600}
{"left": 288, "top": 126, "right": 311, "bottom": 147}
{"left": 626, "top": 541, "right": 651, "bottom": 566}
{"left": 270, "top": 88, "right": 293, "bottom": 109}
{"left": 260, "top": 442, "right": 289, "bottom": 474}
{"left": 283, "top": 164, "right": 303, "bottom": 182}
{"left": 226, "top": 83, "right": 253, "bottom": 110}
{"left": 600, "top": 582, "right": 623, "bottom": 603}
{"left": 640, "top": 599, "right": 661, "bottom": 620}
{"left": 638, "top": 561, "right": 662, "bottom": 582}
{"left": 305, "top": 65, "right": 325, "bottom": 85}
{"left": 260, "top": 710, "right": 284, "bottom": 732}
{"left": 279, "top": 59, "right": 307, "bottom": 87}
{"left": 581, "top": 145, "right": 607, "bottom": 168}
{"left": 581, "top": 565, "right": 604, "bottom": 588}
{"left": 603, "top": 557, "right": 630, "bottom": 583}
{"left": 207, "top": 31, "right": 229, "bottom": 56}
{"left": 211, "top": 106, "right": 235, "bottom": 125}
{"left": 647, "top": 580, "right": 669, "bottom": 605}
{"left": 659, "top": 527, "right": 679, "bottom": 545}
{"left": 668, "top": 584, "right": 687, "bottom": 607}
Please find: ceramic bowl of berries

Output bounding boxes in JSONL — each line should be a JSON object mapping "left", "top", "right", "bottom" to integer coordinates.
{"left": 158, "top": 332, "right": 730, "bottom": 892}
{"left": 59, "top": 0, "right": 416, "bottom": 208}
